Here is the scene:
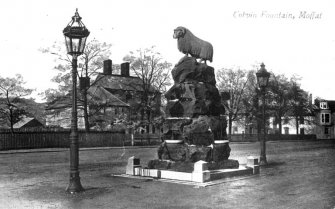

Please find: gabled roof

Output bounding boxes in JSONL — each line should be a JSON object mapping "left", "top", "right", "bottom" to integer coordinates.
{"left": 94, "top": 73, "right": 158, "bottom": 93}
{"left": 45, "top": 94, "right": 75, "bottom": 110}
{"left": 13, "top": 117, "right": 43, "bottom": 129}
{"left": 45, "top": 86, "right": 130, "bottom": 111}
{"left": 88, "top": 86, "right": 130, "bottom": 107}
{"left": 95, "top": 73, "right": 143, "bottom": 92}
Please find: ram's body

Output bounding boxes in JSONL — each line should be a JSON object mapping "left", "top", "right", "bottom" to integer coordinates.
{"left": 173, "top": 26, "right": 213, "bottom": 63}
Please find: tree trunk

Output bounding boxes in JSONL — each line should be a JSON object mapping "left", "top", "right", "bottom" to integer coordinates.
{"left": 9, "top": 108, "right": 14, "bottom": 134}
{"left": 295, "top": 116, "right": 299, "bottom": 134}
{"left": 228, "top": 114, "right": 232, "bottom": 135}
{"left": 147, "top": 109, "right": 151, "bottom": 123}
{"left": 140, "top": 108, "right": 145, "bottom": 122}
{"left": 278, "top": 118, "right": 282, "bottom": 135}
{"left": 277, "top": 113, "right": 282, "bottom": 135}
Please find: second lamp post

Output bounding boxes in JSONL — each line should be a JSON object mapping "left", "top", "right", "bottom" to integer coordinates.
{"left": 256, "top": 63, "right": 270, "bottom": 165}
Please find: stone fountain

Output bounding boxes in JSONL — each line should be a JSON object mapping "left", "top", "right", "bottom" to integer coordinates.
{"left": 147, "top": 55, "right": 239, "bottom": 172}
{"left": 123, "top": 27, "right": 259, "bottom": 184}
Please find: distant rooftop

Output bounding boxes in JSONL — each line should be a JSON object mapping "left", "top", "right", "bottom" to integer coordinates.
{"left": 13, "top": 117, "right": 43, "bottom": 129}
{"left": 95, "top": 73, "right": 144, "bottom": 92}
{"left": 46, "top": 85, "right": 130, "bottom": 111}
{"left": 88, "top": 85, "right": 130, "bottom": 107}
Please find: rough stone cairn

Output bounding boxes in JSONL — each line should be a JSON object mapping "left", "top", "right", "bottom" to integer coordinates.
{"left": 148, "top": 31, "right": 239, "bottom": 171}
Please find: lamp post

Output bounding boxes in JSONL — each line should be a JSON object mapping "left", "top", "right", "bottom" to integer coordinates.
{"left": 63, "top": 9, "right": 90, "bottom": 193}
{"left": 256, "top": 63, "right": 270, "bottom": 166}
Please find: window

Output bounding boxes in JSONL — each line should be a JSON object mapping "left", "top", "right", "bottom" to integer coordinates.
{"left": 284, "top": 127, "right": 289, "bottom": 135}
{"left": 320, "top": 102, "right": 328, "bottom": 109}
{"left": 299, "top": 117, "right": 304, "bottom": 124}
{"left": 283, "top": 117, "right": 290, "bottom": 124}
{"left": 321, "top": 113, "right": 331, "bottom": 124}
{"left": 125, "top": 92, "right": 132, "bottom": 102}
{"left": 325, "top": 127, "right": 329, "bottom": 135}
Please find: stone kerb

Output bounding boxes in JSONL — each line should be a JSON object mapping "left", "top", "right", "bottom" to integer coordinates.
{"left": 126, "top": 156, "right": 141, "bottom": 175}
{"left": 246, "top": 156, "right": 260, "bottom": 174}
{"left": 192, "top": 160, "right": 211, "bottom": 183}
{"left": 125, "top": 157, "right": 257, "bottom": 183}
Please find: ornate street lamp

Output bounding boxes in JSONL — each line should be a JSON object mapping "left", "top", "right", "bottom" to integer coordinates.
{"left": 256, "top": 63, "right": 270, "bottom": 165}
{"left": 63, "top": 9, "right": 90, "bottom": 193}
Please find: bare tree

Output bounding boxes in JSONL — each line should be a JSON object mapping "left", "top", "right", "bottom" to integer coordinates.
{"left": 267, "top": 73, "right": 291, "bottom": 134}
{"left": 288, "top": 75, "right": 311, "bottom": 134}
{"left": 0, "top": 74, "right": 34, "bottom": 132}
{"left": 123, "top": 46, "right": 172, "bottom": 123}
{"left": 216, "top": 67, "right": 250, "bottom": 135}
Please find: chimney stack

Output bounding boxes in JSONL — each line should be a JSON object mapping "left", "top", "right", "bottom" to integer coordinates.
{"left": 309, "top": 94, "right": 313, "bottom": 106}
{"left": 103, "top": 59, "right": 112, "bottom": 75}
{"left": 121, "top": 62, "right": 130, "bottom": 77}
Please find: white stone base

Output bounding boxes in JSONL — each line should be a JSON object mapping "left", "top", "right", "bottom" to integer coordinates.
{"left": 125, "top": 157, "right": 259, "bottom": 183}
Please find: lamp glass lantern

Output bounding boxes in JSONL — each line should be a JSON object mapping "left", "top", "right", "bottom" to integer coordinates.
{"left": 63, "top": 9, "right": 90, "bottom": 56}
{"left": 256, "top": 63, "right": 270, "bottom": 89}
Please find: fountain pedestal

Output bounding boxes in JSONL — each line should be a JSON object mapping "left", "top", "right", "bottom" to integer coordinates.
{"left": 148, "top": 57, "right": 238, "bottom": 170}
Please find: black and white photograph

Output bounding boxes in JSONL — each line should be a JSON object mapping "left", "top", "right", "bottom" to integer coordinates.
{"left": 0, "top": 0, "right": 334, "bottom": 208}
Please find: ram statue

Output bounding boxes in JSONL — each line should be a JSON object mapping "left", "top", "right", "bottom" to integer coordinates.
{"left": 173, "top": 26, "right": 213, "bottom": 64}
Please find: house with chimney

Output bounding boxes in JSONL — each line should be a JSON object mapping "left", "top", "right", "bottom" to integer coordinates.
{"left": 93, "top": 59, "right": 162, "bottom": 132}
{"left": 45, "top": 59, "right": 161, "bottom": 132}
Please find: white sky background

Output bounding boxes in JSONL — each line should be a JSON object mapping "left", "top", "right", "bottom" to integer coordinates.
{"left": 0, "top": 0, "right": 334, "bottom": 102}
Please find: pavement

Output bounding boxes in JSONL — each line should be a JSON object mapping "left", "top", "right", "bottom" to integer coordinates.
{"left": 0, "top": 140, "right": 334, "bottom": 209}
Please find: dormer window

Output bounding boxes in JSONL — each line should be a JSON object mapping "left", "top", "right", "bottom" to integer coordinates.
{"left": 320, "top": 102, "right": 328, "bottom": 109}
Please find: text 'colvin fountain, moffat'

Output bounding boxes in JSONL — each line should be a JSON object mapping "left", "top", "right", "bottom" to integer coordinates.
{"left": 147, "top": 26, "right": 239, "bottom": 172}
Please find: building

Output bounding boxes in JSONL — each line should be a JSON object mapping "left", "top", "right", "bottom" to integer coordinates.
{"left": 269, "top": 115, "right": 316, "bottom": 135}
{"left": 45, "top": 86, "right": 130, "bottom": 130}
{"left": 313, "top": 99, "right": 335, "bottom": 139}
{"left": 93, "top": 59, "right": 162, "bottom": 132}
{"left": 229, "top": 97, "right": 335, "bottom": 140}
{"left": 13, "top": 117, "right": 44, "bottom": 129}
{"left": 45, "top": 59, "right": 161, "bottom": 132}
{"left": 88, "top": 85, "right": 130, "bottom": 130}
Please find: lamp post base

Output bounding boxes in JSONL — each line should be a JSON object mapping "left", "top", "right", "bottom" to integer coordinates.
{"left": 66, "top": 172, "right": 84, "bottom": 194}
{"left": 259, "top": 156, "right": 267, "bottom": 166}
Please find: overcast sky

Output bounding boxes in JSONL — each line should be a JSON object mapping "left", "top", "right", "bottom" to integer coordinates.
{"left": 0, "top": 0, "right": 334, "bottom": 102}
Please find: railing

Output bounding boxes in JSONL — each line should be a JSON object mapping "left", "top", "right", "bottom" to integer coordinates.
{"left": 133, "top": 133, "right": 162, "bottom": 146}
{"left": 0, "top": 130, "right": 317, "bottom": 151}
{"left": 229, "top": 134, "right": 317, "bottom": 142}
{"left": 0, "top": 130, "right": 161, "bottom": 150}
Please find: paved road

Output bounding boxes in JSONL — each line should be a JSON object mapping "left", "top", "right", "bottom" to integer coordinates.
{"left": 0, "top": 140, "right": 334, "bottom": 209}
